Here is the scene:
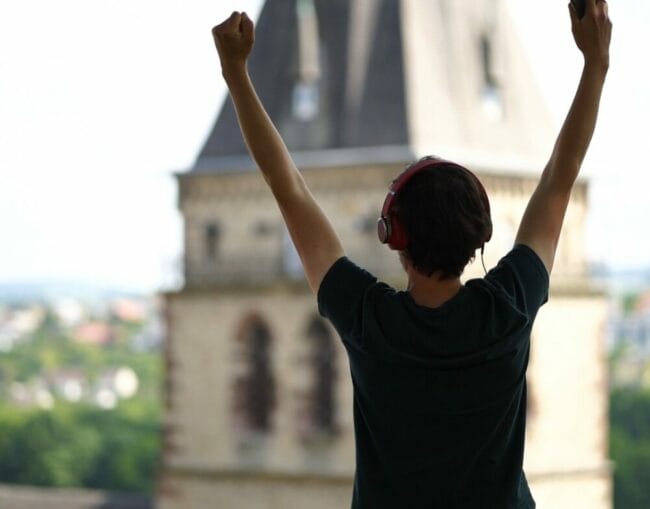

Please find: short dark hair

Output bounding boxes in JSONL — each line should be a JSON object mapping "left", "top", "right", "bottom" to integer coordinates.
{"left": 394, "top": 164, "right": 492, "bottom": 279}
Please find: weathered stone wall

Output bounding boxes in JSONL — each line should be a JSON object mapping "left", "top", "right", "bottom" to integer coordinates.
{"left": 160, "top": 283, "right": 610, "bottom": 508}
{"left": 158, "top": 471, "right": 351, "bottom": 509}
{"left": 161, "top": 156, "right": 608, "bottom": 509}
{"left": 179, "top": 168, "right": 588, "bottom": 288}
{"left": 163, "top": 289, "right": 355, "bottom": 476}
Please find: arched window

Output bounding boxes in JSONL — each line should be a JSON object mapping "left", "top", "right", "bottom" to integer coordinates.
{"left": 479, "top": 33, "right": 504, "bottom": 121}
{"left": 204, "top": 222, "right": 221, "bottom": 260}
{"left": 480, "top": 34, "right": 498, "bottom": 91}
{"left": 293, "top": 0, "right": 321, "bottom": 121}
{"left": 297, "top": 316, "right": 338, "bottom": 442}
{"left": 232, "top": 313, "right": 276, "bottom": 437}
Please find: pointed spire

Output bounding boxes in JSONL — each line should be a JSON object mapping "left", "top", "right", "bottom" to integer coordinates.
{"left": 193, "top": 0, "right": 554, "bottom": 174}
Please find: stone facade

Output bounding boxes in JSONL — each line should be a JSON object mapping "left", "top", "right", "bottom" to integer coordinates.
{"left": 158, "top": 0, "right": 612, "bottom": 507}
{"left": 159, "top": 168, "right": 611, "bottom": 509}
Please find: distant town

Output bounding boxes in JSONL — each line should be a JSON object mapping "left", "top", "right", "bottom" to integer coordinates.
{"left": 0, "top": 288, "right": 163, "bottom": 411}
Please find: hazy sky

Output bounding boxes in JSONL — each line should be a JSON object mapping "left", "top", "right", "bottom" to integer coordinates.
{"left": 0, "top": 0, "right": 648, "bottom": 292}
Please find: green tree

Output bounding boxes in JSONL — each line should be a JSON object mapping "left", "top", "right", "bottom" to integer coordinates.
{"left": 0, "top": 405, "right": 101, "bottom": 486}
{"left": 610, "top": 387, "right": 650, "bottom": 509}
{"left": 0, "top": 316, "right": 162, "bottom": 493}
{"left": 0, "top": 403, "right": 161, "bottom": 493}
{"left": 80, "top": 402, "right": 161, "bottom": 492}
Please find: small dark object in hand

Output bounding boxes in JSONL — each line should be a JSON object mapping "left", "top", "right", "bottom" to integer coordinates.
{"left": 571, "top": 0, "right": 586, "bottom": 19}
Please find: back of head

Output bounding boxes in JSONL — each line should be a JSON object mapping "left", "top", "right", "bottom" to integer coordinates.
{"left": 394, "top": 164, "right": 492, "bottom": 279}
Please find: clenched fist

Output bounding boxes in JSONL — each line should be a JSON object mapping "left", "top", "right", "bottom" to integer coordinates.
{"left": 569, "top": 0, "right": 612, "bottom": 70}
{"left": 212, "top": 12, "right": 255, "bottom": 76}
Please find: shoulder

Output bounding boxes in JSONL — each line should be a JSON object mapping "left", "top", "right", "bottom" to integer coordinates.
{"left": 317, "top": 257, "right": 398, "bottom": 346}
{"left": 317, "top": 257, "right": 377, "bottom": 305}
{"left": 504, "top": 243, "right": 550, "bottom": 280}
{"left": 470, "top": 244, "right": 550, "bottom": 318}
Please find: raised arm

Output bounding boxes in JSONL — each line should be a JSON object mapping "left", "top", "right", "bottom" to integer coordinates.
{"left": 211, "top": 12, "right": 344, "bottom": 293}
{"left": 515, "top": 0, "right": 612, "bottom": 274}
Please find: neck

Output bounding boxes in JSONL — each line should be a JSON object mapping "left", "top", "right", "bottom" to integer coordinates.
{"left": 407, "top": 270, "right": 462, "bottom": 309}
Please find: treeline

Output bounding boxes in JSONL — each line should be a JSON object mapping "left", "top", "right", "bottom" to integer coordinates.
{"left": 0, "top": 401, "right": 160, "bottom": 493}
{"left": 0, "top": 312, "right": 162, "bottom": 493}
{"left": 610, "top": 387, "right": 650, "bottom": 509}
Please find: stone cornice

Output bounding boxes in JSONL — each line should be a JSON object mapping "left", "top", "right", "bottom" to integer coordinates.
{"left": 163, "top": 464, "right": 353, "bottom": 484}
{"left": 177, "top": 165, "right": 588, "bottom": 207}
{"left": 161, "top": 461, "right": 614, "bottom": 485}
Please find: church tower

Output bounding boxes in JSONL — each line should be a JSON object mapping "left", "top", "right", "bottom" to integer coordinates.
{"left": 159, "top": 1, "right": 612, "bottom": 507}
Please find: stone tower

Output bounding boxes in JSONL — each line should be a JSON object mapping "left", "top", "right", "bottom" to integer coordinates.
{"left": 159, "top": 1, "right": 612, "bottom": 507}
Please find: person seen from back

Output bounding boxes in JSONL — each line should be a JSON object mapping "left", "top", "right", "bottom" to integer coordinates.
{"left": 211, "top": 1, "right": 612, "bottom": 506}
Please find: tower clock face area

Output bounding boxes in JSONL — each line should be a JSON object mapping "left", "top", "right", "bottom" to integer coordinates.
{"left": 159, "top": 1, "right": 611, "bottom": 509}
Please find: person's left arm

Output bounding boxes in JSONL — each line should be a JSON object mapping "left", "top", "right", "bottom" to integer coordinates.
{"left": 212, "top": 12, "right": 344, "bottom": 294}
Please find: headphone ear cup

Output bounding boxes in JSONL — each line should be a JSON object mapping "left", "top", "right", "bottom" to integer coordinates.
{"left": 389, "top": 216, "right": 408, "bottom": 251}
{"left": 377, "top": 217, "right": 390, "bottom": 244}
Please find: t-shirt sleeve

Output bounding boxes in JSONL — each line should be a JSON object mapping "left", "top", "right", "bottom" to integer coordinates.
{"left": 483, "top": 244, "right": 550, "bottom": 318}
{"left": 317, "top": 256, "right": 377, "bottom": 344}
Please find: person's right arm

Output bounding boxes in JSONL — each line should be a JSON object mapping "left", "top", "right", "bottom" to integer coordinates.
{"left": 515, "top": 0, "right": 612, "bottom": 274}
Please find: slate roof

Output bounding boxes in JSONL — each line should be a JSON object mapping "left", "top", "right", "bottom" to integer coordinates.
{"left": 191, "top": 0, "right": 556, "bottom": 175}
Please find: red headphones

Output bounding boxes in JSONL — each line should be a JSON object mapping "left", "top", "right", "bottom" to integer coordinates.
{"left": 377, "top": 156, "right": 492, "bottom": 251}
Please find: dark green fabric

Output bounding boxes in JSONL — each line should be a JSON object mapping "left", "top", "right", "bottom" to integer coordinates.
{"left": 317, "top": 244, "right": 548, "bottom": 508}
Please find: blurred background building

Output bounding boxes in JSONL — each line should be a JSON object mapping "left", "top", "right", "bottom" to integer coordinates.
{"left": 159, "top": 0, "right": 611, "bottom": 507}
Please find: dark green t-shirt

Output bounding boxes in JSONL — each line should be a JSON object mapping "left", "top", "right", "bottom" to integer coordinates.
{"left": 317, "top": 244, "right": 549, "bottom": 509}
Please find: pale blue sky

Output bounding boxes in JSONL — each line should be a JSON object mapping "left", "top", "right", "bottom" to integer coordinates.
{"left": 0, "top": 0, "right": 647, "bottom": 292}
